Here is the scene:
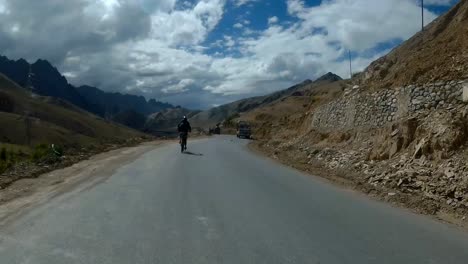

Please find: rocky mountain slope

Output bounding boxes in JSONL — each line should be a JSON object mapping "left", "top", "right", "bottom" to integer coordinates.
{"left": 191, "top": 72, "right": 343, "bottom": 128}
{"left": 359, "top": 0, "right": 468, "bottom": 89}
{"left": 145, "top": 107, "right": 201, "bottom": 134}
{"left": 239, "top": 76, "right": 347, "bottom": 137}
{"left": 0, "top": 56, "right": 90, "bottom": 110}
{"left": 0, "top": 55, "right": 173, "bottom": 122}
{"left": 76, "top": 85, "right": 173, "bottom": 117}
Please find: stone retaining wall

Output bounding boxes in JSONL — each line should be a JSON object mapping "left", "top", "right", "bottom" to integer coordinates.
{"left": 312, "top": 80, "right": 468, "bottom": 132}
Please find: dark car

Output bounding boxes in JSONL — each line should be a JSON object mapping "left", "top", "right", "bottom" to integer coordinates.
{"left": 236, "top": 121, "right": 252, "bottom": 139}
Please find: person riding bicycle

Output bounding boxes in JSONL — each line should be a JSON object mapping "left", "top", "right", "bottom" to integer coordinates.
{"left": 177, "top": 116, "right": 192, "bottom": 151}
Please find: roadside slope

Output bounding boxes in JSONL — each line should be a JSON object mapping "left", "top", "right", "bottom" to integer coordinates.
{"left": 191, "top": 72, "right": 343, "bottom": 129}
{"left": 360, "top": 0, "right": 468, "bottom": 88}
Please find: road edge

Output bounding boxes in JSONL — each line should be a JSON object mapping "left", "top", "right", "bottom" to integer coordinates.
{"left": 0, "top": 141, "right": 168, "bottom": 228}
{"left": 247, "top": 141, "right": 468, "bottom": 231}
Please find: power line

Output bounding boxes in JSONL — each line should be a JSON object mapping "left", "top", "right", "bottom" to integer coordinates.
{"left": 349, "top": 50, "right": 352, "bottom": 79}
{"left": 421, "top": 0, "right": 424, "bottom": 32}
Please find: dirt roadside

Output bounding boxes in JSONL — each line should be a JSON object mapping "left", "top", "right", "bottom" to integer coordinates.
{"left": 0, "top": 141, "right": 167, "bottom": 227}
{"left": 249, "top": 142, "right": 468, "bottom": 230}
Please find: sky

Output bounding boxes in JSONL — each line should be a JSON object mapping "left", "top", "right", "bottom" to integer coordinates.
{"left": 0, "top": 0, "right": 459, "bottom": 109}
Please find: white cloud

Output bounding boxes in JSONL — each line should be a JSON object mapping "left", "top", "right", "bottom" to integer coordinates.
{"left": 242, "top": 28, "right": 257, "bottom": 36}
{"left": 223, "top": 35, "right": 236, "bottom": 47}
{"left": 233, "top": 22, "right": 243, "bottom": 28}
{"left": 0, "top": 0, "right": 8, "bottom": 14}
{"left": 201, "top": 0, "right": 442, "bottom": 95}
{"left": 268, "top": 16, "right": 278, "bottom": 24}
{"left": 286, "top": 0, "right": 438, "bottom": 51}
{"left": 150, "top": 0, "right": 225, "bottom": 46}
{"left": 162, "top": 79, "right": 195, "bottom": 93}
{"left": 234, "top": 0, "right": 257, "bottom": 7}
{"left": 137, "top": 0, "right": 177, "bottom": 13}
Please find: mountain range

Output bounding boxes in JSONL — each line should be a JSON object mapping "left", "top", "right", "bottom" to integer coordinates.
{"left": 0, "top": 55, "right": 174, "bottom": 121}
{"left": 0, "top": 73, "right": 143, "bottom": 147}
{"left": 190, "top": 72, "right": 343, "bottom": 128}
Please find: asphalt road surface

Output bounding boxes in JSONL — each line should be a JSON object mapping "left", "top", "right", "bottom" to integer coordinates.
{"left": 0, "top": 136, "right": 468, "bottom": 263}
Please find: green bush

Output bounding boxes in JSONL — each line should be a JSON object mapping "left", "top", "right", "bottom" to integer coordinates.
{"left": 32, "top": 144, "right": 64, "bottom": 164}
{"left": 32, "top": 144, "right": 49, "bottom": 161}
{"left": 51, "top": 144, "right": 64, "bottom": 156}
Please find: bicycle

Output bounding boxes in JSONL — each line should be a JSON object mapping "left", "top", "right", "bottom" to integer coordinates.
{"left": 179, "top": 132, "right": 188, "bottom": 153}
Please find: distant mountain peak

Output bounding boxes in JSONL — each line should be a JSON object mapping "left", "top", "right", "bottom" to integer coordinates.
{"left": 315, "top": 72, "right": 343, "bottom": 82}
{"left": 32, "top": 59, "right": 56, "bottom": 69}
{"left": 16, "top": 58, "right": 28, "bottom": 64}
{"left": 0, "top": 54, "right": 175, "bottom": 125}
{"left": 34, "top": 58, "right": 50, "bottom": 64}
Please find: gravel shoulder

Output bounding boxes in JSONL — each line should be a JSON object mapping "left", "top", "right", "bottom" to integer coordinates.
{"left": 0, "top": 141, "right": 166, "bottom": 228}
{"left": 249, "top": 141, "right": 468, "bottom": 231}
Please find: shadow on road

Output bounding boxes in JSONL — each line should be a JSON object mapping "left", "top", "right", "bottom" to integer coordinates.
{"left": 183, "top": 151, "right": 204, "bottom": 156}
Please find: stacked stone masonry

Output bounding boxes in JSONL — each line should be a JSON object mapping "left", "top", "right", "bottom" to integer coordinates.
{"left": 312, "top": 80, "right": 468, "bottom": 132}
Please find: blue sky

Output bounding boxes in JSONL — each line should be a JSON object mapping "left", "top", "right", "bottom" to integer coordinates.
{"left": 205, "top": 0, "right": 453, "bottom": 58}
{"left": 0, "top": 0, "right": 459, "bottom": 109}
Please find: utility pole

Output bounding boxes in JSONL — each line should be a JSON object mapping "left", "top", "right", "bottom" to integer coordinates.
{"left": 348, "top": 50, "right": 353, "bottom": 79}
{"left": 421, "top": 0, "right": 424, "bottom": 31}
{"left": 24, "top": 65, "right": 35, "bottom": 146}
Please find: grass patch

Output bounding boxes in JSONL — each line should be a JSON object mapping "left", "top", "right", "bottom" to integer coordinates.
{"left": 0, "top": 143, "right": 31, "bottom": 155}
{"left": 0, "top": 144, "right": 27, "bottom": 174}
{"left": 0, "top": 142, "right": 66, "bottom": 174}
{"left": 31, "top": 144, "right": 63, "bottom": 163}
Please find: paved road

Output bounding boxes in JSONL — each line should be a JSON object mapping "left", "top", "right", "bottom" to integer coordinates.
{"left": 0, "top": 136, "right": 468, "bottom": 263}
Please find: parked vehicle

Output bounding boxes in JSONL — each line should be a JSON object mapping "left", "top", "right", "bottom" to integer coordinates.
{"left": 208, "top": 124, "right": 221, "bottom": 135}
{"left": 214, "top": 125, "right": 221, "bottom": 134}
{"left": 236, "top": 121, "right": 252, "bottom": 139}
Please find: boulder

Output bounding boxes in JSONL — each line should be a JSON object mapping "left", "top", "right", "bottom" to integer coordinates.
{"left": 463, "top": 82, "right": 468, "bottom": 102}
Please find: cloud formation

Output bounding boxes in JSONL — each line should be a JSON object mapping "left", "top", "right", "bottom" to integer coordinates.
{"left": 0, "top": 0, "right": 454, "bottom": 108}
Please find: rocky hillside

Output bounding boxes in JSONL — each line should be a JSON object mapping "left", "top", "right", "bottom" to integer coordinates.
{"left": 77, "top": 85, "right": 173, "bottom": 117}
{"left": 360, "top": 0, "right": 468, "bottom": 88}
{"left": 239, "top": 76, "right": 347, "bottom": 138}
{"left": 191, "top": 72, "right": 343, "bottom": 128}
{"left": 0, "top": 56, "right": 90, "bottom": 110}
{"left": 0, "top": 56, "right": 29, "bottom": 87}
{"left": 145, "top": 107, "right": 201, "bottom": 134}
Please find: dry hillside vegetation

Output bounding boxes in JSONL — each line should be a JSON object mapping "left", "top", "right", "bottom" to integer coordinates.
{"left": 191, "top": 74, "right": 343, "bottom": 129}
{"left": 0, "top": 73, "right": 143, "bottom": 147}
{"left": 0, "top": 73, "right": 149, "bottom": 187}
{"left": 239, "top": 79, "right": 347, "bottom": 140}
{"left": 360, "top": 0, "right": 468, "bottom": 89}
